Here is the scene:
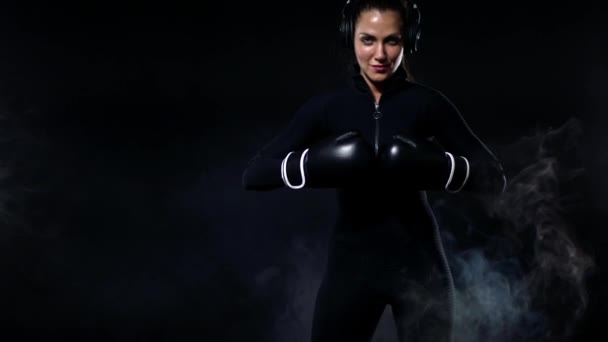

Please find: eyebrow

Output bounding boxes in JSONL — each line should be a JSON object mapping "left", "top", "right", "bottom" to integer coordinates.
{"left": 358, "top": 32, "right": 402, "bottom": 37}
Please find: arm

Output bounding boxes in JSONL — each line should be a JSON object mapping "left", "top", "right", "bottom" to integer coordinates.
{"left": 241, "top": 94, "right": 374, "bottom": 191}
{"left": 424, "top": 91, "right": 507, "bottom": 195}
{"left": 379, "top": 91, "right": 506, "bottom": 195}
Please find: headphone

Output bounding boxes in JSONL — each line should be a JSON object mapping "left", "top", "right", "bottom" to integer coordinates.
{"left": 339, "top": 0, "right": 422, "bottom": 54}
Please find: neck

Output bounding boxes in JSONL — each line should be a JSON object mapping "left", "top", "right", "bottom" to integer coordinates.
{"left": 361, "top": 73, "right": 385, "bottom": 103}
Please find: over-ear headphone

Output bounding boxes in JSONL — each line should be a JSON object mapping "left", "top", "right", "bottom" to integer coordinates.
{"left": 339, "top": 0, "right": 421, "bottom": 54}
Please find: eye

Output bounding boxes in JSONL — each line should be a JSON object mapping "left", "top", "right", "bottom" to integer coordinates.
{"left": 386, "top": 37, "right": 402, "bottom": 45}
{"left": 360, "top": 36, "right": 374, "bottom": 45}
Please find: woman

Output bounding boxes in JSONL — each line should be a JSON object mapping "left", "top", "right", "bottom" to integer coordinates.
{"left": 241, "top": 0, "right": 506, "bottom": 341}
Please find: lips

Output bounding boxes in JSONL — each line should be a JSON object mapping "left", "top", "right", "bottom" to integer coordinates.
{"left": 372, "top": 65, "right": 388, "bottom": 72}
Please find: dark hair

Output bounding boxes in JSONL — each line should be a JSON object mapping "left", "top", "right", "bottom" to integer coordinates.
{"left": 340, "top": 0, "right": 416, "bottom": 81}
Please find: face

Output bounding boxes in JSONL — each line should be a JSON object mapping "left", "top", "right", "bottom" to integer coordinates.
{"left": 353, "top": 9, "right": 404, "bottom": 86}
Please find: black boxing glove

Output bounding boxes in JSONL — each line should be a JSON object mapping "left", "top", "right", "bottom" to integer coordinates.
{"left": 281, "top": 131, "right": 375, "bottom": 189}
{"left": 379, "top": 134, "right": 469, "bottom": 191}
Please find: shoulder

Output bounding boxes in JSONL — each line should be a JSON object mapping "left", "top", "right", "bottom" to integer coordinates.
{"left": 288, "top": 88, "right": 345, "bottom": 123}
{"left": 405, "top": 82, "right": 455, "bottom": 107}
{"left": 296, "top": 86, "right": 356, "bottom": 112}
{"left": 398, "top": 82, "right": 463, "bottom": 121}
{"left": 298, "top": 87, "right": 344, "bottom": 107}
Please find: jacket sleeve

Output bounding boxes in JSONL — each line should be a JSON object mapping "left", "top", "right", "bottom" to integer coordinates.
{"left": 241, "top": 94, "right": 329, "bottom": 191}
{"left": 423, "top": 90, "right": 507, "bottom": 196}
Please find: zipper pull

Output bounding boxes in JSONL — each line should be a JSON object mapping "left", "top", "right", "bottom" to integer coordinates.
{"left": 373, "top": 102, "right": 382, "bottom": 119}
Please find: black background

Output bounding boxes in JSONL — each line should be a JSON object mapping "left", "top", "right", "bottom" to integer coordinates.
{"left": 0, "top": 0, "right": 607, "bottom": 341}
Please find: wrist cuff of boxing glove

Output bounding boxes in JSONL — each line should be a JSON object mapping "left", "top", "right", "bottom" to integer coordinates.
{"left": 444, "top": 152, "right": 470, "bottom": 193}
{"left": 281, "top": 149, "right": 309, "bottom": 189}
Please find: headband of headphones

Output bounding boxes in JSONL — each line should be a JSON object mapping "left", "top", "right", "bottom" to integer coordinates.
{"left": 339, "top": 0, "right": 421, "bottom": 54}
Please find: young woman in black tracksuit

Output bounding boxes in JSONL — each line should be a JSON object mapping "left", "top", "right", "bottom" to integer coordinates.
{"left": 241, "top": 0, "right": 506, "bottom": 341}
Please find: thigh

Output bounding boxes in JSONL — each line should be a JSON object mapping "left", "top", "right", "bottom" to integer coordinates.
{"left": 391, "top": 261, "right": 453, "bottom": 342}
{"left": 311, "top": 266, "right": 386, "bottom": 342}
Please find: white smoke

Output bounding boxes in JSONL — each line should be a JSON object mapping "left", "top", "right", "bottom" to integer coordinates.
{"left": 443, "top": 118, "right": 595, "bottom": 342}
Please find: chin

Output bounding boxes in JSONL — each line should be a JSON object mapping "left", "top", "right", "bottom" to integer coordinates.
{"left": 367, "top": 72, "right": 390, "bottom": 83}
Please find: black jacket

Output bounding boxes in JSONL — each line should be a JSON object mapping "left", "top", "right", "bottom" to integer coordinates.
{"left": 242, "top": 68, "right": 505, "bottom": 190}
{"left": 241, "top": 68, "right": 506, "bottom": 245}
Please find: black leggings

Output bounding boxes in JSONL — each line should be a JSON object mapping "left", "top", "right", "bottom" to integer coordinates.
{"left": 311, "top": 239, "right": 452, "bottom": 342}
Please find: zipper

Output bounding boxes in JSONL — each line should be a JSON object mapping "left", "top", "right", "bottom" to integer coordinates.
{"left": 373, "top": 101, "right": 382, "bottom": 156}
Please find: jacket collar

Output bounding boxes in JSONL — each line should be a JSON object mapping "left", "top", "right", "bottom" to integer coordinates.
{"left": 350, "top": 64, "right": 411, "bottom": 96}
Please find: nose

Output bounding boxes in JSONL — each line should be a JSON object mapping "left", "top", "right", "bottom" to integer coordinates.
{"left": 374, "top": 43, "right": 387, "bottom": 61}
